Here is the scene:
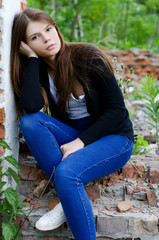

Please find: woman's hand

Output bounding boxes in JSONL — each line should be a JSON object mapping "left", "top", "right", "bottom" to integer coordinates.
{"left": 19, "top": 41, "right": 38, "bottom": 58}
{"left": 60, "top": 138, "right": 85, "bottom": 161}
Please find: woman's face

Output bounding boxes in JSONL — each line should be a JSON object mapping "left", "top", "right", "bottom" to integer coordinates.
{"left": 25, "top": 20, "right": 61, "bottom": 59}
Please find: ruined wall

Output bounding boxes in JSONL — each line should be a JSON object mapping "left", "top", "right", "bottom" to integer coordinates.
{"left": 103, "top": 48, "right": 159, "bottom": 81}
{"left": 0, "top": 0, "right": 26, "bottom": 188}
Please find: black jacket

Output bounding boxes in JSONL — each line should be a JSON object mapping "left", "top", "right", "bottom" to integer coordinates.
{"left": 20, "top": 57, "right": 134, "bottom": 145}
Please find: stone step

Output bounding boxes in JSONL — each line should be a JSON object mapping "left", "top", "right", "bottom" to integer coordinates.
{"left": 16, "top": 192, "right": 159, "bottom": 240}
{"left": 18, "top": 152, "right": 159, "bottom": 239}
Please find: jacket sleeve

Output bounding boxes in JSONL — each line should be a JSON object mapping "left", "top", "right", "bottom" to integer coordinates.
{"left": 20, "top": 57, "right": 44, "bottom": 113}
{"left": 78, "top": 58, "right": 129, "bottom": 145}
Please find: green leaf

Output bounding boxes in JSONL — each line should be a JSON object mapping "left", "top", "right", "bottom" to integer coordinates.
{"left": 8, "top": 168, "right": 21, "bottom": 187}
{"left": 5, "top": 156, "right": 22, "bottom": 175}
{"left": 14, "top": 230, "right": 21, "bottom": 240}
{"left": 0, "top": 181, "right": 7, "bottom": 188}
{"left": 2, "top": 222, "right": 17, "bottom": 240}
{"left": 147, "top": 122, "right": 156, "bottom": 128}
{"left": 0, "top": 140, "right": 12, "bottom": 151}
{"left": 140, "top": 81, "right": 149, "bottom": 91}
{"left": 17, "top": 201, "right": 27, "bottom": 207}
{"left": 5, "top": 187, "right": 18, "bottom": 213}
{"left": 0, "top": 173, "right": 8, "bottom": 177}
{"left": 0, "top": 209, "right": 10, "bottom": 217}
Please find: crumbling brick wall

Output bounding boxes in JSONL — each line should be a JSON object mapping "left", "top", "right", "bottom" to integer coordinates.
{"left": 0, "top": 0, "right": 27, "bottom": 188}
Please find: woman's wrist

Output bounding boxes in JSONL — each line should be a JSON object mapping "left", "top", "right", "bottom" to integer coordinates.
{"left": 28, "top": 53, "right": 38, "bottom": 58}
{"left": 76, "top": 138, "right": 85, "bottom": 147}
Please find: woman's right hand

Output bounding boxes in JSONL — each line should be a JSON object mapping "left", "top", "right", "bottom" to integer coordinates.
{"left": 19, "top": 41, "right": 38, "bottom": 58}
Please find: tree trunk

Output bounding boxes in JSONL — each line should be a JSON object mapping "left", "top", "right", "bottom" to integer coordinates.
{"left": 78, "top": 13, "right": 84, "bottom": 40}
{"left": 123, "top": 0, "right": 130, "bottom": 50}
{"left": 149, "top": 20, "right": 159, "bottom": 50}
{"left": 70, "top": 9, "right": 81, "bottom": 41}
{"left": 115, "top": 1, "right": 125, "bottom": 48}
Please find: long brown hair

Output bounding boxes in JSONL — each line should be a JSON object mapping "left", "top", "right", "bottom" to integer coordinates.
{"left": 10, "top": 8, "right": 114, "bottom": 119}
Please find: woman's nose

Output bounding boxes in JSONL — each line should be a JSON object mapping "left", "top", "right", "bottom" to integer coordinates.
{"left": 42, "top": 33, "right": 50, "bottom": 43}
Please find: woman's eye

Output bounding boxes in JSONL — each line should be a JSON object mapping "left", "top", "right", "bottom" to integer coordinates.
{"left": 46, "top": 27, "right": 52, "bottom": 32}
{"left": 32, "top": 35, "right": 38, "bottom": 40}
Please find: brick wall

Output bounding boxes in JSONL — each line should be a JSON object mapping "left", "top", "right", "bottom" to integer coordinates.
{"left": 0, "top": 0, "right": 4, "bottom": 157}
{"left": 0, "top": 0, "right": 26, "bottom": 189}
{"left": 102, "top": 48, "right": 159, "bottom": 81}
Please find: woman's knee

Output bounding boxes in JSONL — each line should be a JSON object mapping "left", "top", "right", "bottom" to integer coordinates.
{"left": 54, "top": 162, "right": 76, "bottom": 192}
{"left": 20, "top": 112, "right": 41, "bottom": 134}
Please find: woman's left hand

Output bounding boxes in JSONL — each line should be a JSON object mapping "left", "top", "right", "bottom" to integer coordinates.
{"left": 60, "top": 138, "right": 84, "bottom": 161}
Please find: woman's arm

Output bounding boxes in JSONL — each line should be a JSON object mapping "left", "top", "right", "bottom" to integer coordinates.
{"left": 19, "top": 42, "right": 44, "bottom": 113}
{"left": 20, "top": 58, "right": 44, "bottom": 113}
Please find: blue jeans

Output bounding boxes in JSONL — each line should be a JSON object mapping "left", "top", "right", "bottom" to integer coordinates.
{"left": 20, "top": 112, "right": 133, "bottom": 240}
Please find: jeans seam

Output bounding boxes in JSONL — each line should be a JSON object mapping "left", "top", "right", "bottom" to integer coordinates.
{"left": 75, "top": 139, "right": 133, "bottom": 239}
{"left": 76, "top": 178, "right": 94, "bottom": 239}
{"left": 43, "top": 121, "right": 77, "bottom": 142}
{"left": 39, "top": 121, "right": 62, "bottom": 163}
{"left": 79, "top": 139, "right": 133, "bottom": 176}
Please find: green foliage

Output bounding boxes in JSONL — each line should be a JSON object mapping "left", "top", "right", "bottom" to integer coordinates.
{"left": 2, "top": 222, "right": 21, "bottom": 240}
{"left": 132, "top": 132, "right": 149, "bottom": 155}
{"left": 112, "top": 57, "right": 133, "bottom": 97}
{"left": 27, "top": 0, "right": 159, "bottom": 52}
{"left": 0, "top": 141, "right": 27, "bottom": 240}
{"left": 136, "top": 75, "right": 159, "bottom": 147}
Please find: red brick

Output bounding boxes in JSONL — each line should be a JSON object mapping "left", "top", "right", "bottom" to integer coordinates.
{"left": 122, "top": 51, "right": 134, "bottom": 58}
{"left": 135, "top": 58, "right": 152, "bottom": 64}
{"left": 116, "top": 200, "right": 132, "bottom": 213}
{"left": 0, "top": 0, "right": 2, "bottom": 8}
{"left": 0, "top": 145, "right": 4, "bottom": 156}
{"left": 85, "top": 185, "right": 100, "bottom": 200}
{"left": 133, "top": 187, "right": 141, "bottom": 193}
{"left": 19, "top": 165, "right": 39, "bottom": 180}
{"left": 0, "top": 109, "right": 4, "bottom": 123}
{"left": 121, "top": 58, "right": 136, "bottom": 64}
{"left": 0, "top": 124, "right": 4, "bottom": 139}
{"left": 97, "top": 215, "right": 128, "bottom": 233}
{"left": 147, "top": 191, "right": 157, "bottom": 207}
{"left": 143, "top": 65, "right": 153, "bottom": 72}
{"left": 122, "top": 162, "right": 145, "bottom": 180}
{"left": 20, "top": 1, "right": 27, "bottom": 11}
{"left": 149, "top": 161, "right": 159, "bottom": 184}
{"left": 122, "top": 162, "right": 135, "bottom": 179}
{"left": 33, "top": 179, "right": 48, "bottom": 198}
{"left": 138, "top": 49, "right": 151, "bottom": 56}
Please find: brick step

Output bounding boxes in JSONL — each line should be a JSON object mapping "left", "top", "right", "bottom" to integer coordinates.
{"left": 18, "top": 153, "right": 159, "bottom": 239}
{"left": 16, "top": 194, "right": 159, "bottom": 240}
{"left": 18, "top": 153, "right": 159, "bottom": 208}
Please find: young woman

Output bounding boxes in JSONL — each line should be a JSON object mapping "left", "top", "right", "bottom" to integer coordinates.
{"left": 10, "top": 8, "right": 134, "bottom": 240}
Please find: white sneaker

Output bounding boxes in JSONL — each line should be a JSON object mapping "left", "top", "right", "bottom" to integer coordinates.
{"left": 35, "top": 202, "right": 67, "bottom": 231}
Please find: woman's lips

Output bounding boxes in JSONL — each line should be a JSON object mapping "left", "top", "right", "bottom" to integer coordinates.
{"left": 46, "top": 44, "right": 56, "bottom": 50}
